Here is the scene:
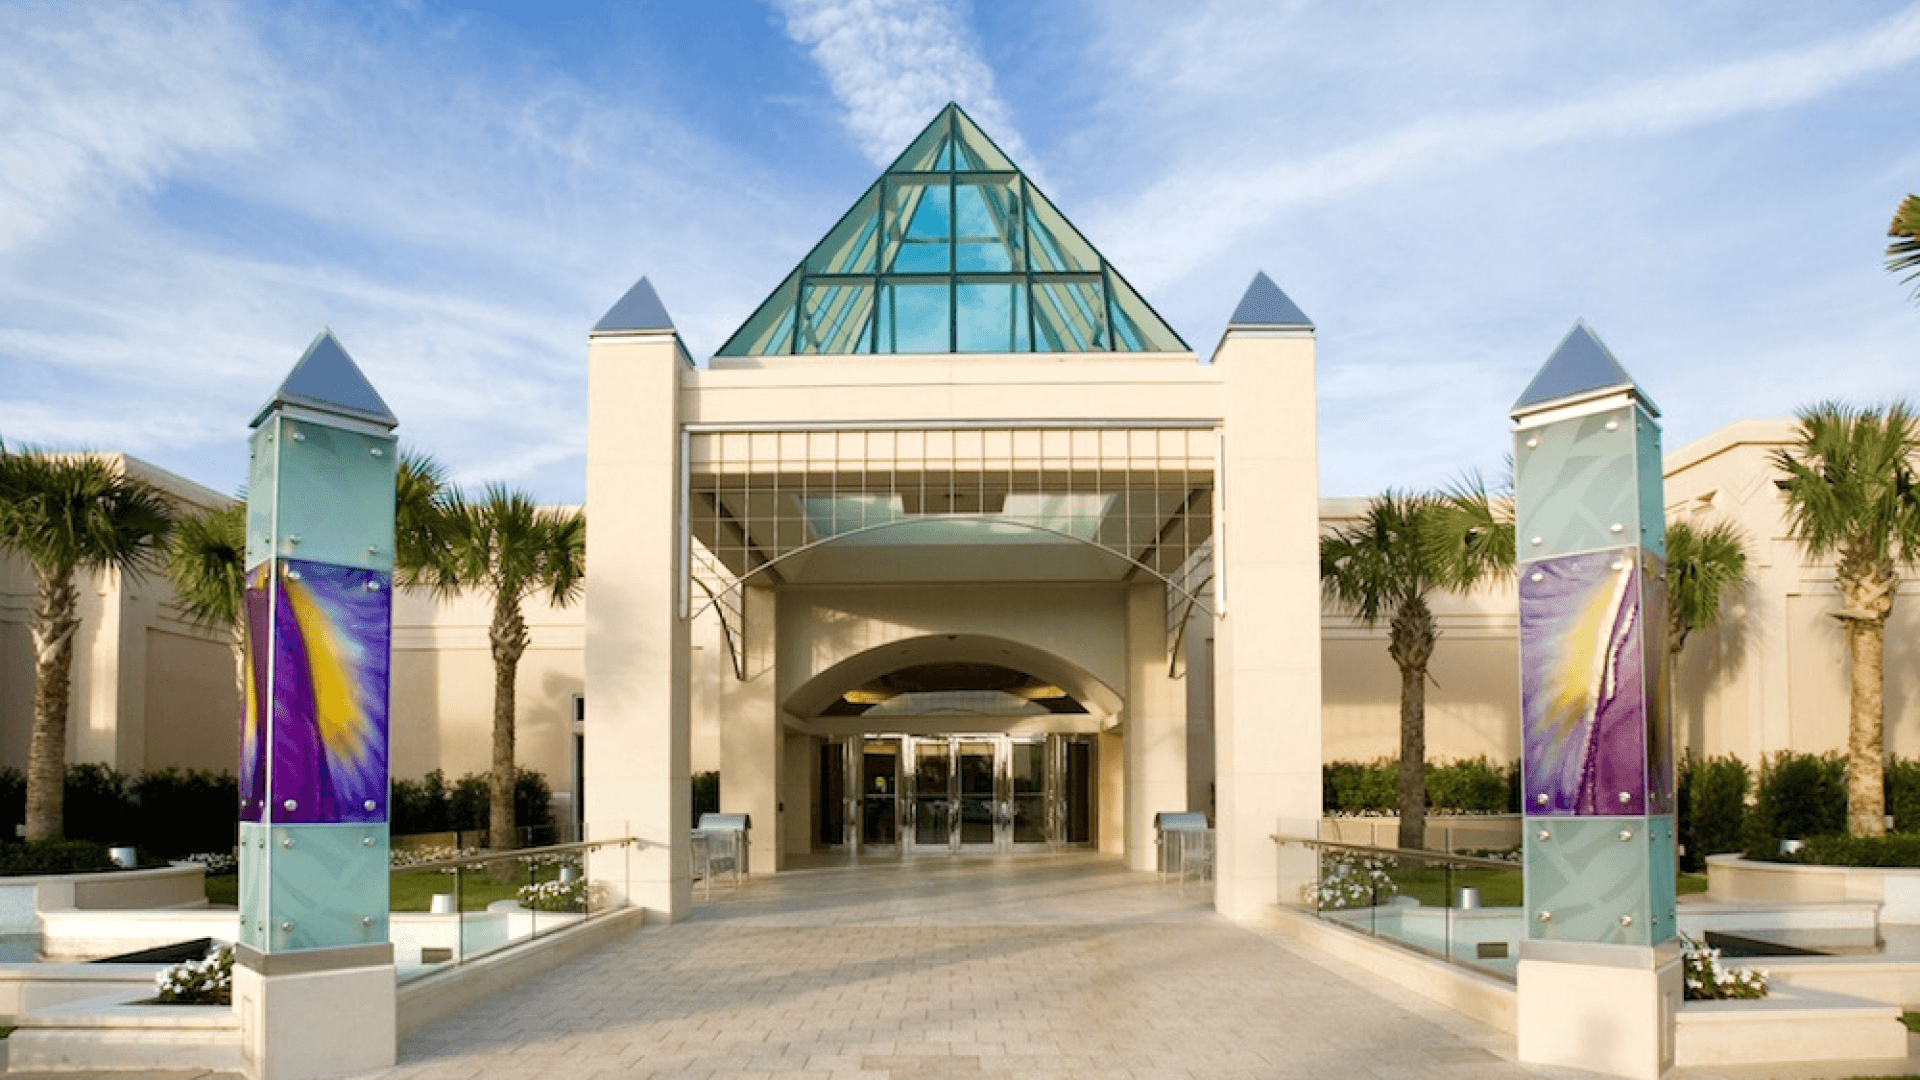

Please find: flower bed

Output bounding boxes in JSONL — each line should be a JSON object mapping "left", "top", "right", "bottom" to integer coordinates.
{"left": 154, "top": 946, "right": 231, "bottom": 1005}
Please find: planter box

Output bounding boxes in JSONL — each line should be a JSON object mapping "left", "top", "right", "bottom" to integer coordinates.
{"left": 0, "top": 864, "right": 208, "bottom": 935}
{"left": 1676, "top": 982, "right": 1906, "bottom": 1067}
{"left": 1706, "top": 854, "right": 1920, "bottom": 924}
{"left": 6, "top": 987, "right": 242, "bottom": 1073}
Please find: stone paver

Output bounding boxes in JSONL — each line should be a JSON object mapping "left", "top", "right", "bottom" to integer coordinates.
{"left": 372, "top": 853, "right": 1564, "bottom": 1080}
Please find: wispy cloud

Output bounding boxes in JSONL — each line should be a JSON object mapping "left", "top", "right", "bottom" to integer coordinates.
{"left": 1097, "top": 4, "right": 1920, "bottom": 288}
{"left": 768, "top": 0, "right": 1026, "bottom": 165}
{"left": 0, "top": 0, "right": 284, "bottom": 254}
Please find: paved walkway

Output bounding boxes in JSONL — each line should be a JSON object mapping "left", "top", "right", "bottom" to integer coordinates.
{"left": 376, "top": 853, "right": 1556, "bottom": 1080}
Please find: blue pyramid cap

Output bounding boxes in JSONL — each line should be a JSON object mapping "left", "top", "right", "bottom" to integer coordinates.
{"left": 251, "top": 330, "right": 397, "bottom": 430}
{"left": 1227, "top": 272, "right": 1313, "bottom": 329}
{"left": 1511, "top": 321, "right": 1658, "bottom": 417}
{"left": 594, "top": 276, "right": 674, "bottom": 333}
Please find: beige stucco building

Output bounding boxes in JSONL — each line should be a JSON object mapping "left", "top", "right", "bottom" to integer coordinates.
{"left": 1, "top": 108, "right": 1911, "bottom": 929}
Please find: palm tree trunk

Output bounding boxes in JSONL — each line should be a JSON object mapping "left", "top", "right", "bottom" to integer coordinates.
{"left": 1845, "top": 617, "right": 1887, "bottom": 837}
{"left": 1390, "top": 597, "right": 1436, "bottom": 851}
{"left": 488, "top": 596, "right": 528, "bottom": 851}
{"left": 25, "top": 567, "right": 79, "bottom": 843}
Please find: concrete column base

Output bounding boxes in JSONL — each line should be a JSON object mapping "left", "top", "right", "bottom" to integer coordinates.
{"left": 235, "top": 945, "right": 396, "bottom": 1080}
{"left": 1517, "top": 942, "right": 1681, "bottom": 1080}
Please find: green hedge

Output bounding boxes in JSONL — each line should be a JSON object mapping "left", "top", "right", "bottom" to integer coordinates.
{"left": 1780, "top": 833, "right": 1920, "bottom": 868}
{"left": 0, "top": 766, "right": 239, "bottom": 859}
{"left": 1743, "top": 751, "right": 1847, "bottom": 858}
{"left": 390, "top": 769, "right": 554, "bottom": 841}
{"left": 1322, "top": 758, "right": 1517, "bottom": 814}
{"left": 692, "top": 771, "right": 720, "bottom": 820}
{"left": 1677, "top": 753, "right": 1750, "bottom": 872}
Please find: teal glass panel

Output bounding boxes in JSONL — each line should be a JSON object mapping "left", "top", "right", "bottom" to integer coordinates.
{"left": 954, "top": 176, "right": 1020, "bottom": 272}
{"left": 877, "top": 281, "right": 950, "bottom": 353}
{"left": 804, "top": 186, "right": 881, "bottom": 276}
{"left": 265, "top": 823, "right": 390, "bottom": 952}
{"left": 1033, "top": 278, "right": 1108, "bottom": 351}
{"left": 1642, "top": 554, "right": 1675, "bottom": 814}
{"left": 888, "top": 113, "right": 951, "bottom": 173}
{"left": 798, "top": 282, "right": 876, "bottom": 355}
{"left": 245, "top": 424, "right": 278, "bottom": 572}
{"left": 1025, "top": 187, "right": 1099, "bottom": 272}
{"left": 1647, "top": 814, "right": 1678, "bottom": 943}
{"left": 715, "top": 105, "right": 1184, "bottom": 357}
{"left": 1514, "top": 405, "right": 1637, "bottom": 565}
{"left": 1108, "top": 270, "right": 1185, "bottom": 352}
{"left": 716, "top": 269, "right": 799, "bottom": 357}
{"left": 883, "top": 177, "right": 951, "bottom": 273}
{"left": 1525, "top": 815, "right": 1654, "bottom": 946}
{"left": 955, "top": 279, "right": 1028, "bottom": 353}
{"left": 271, "top": 419, "right": 398, "bottom": 572}
{"left": 948, "top": 107, "right": 1015, "bottom": 171}
{"left": 1636, "top": 406, "right": 1666, "bottom": 559}
{"left": 238, "top": 822, "right": 270, "bottom": 950}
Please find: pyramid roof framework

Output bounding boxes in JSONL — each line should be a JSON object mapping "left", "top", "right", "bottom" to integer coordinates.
{"left": 718, "top": 104, "right": 1188, "bottom": 358}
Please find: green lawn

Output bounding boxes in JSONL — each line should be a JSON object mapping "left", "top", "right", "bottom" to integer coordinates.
{"left": 201, "top": 864, "right": 568, "bottom": 912}
{"left": 1679, "top": 872, "right": 1708, "bottom": 896}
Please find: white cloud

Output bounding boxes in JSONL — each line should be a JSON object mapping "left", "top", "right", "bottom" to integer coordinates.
{"left": 0, "top": 0, "right": 284, "bottom": 254}
{"left": 1095, "top": 4, "right": 1920, "bottom": 289}
{"left": 769, "top": 0, "right": 1026, "bottom": 165}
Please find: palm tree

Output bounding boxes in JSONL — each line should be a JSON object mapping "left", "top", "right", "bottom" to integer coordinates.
{"left": 424, "top": 486, "right": 585, "bottom": 849}
{"left": 166, "top": 503, "right": 247, "bottom": 706}
{"left": 0, "top": 449, "right": 173, "bottom": 841}
{"left": 1322, "top": 480, "right": 1511, "bottom": 850}
{"left": 1664, "top": 517, "right": 1749, "bottom": 662}
{"left": 1890, "top": 194, "right": 1920, "bottom": 301}
{"left": 1771, "top": 402, "right": 1920, "bottom": 837}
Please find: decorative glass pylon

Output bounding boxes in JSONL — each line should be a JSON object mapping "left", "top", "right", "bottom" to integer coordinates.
{"left": 717, "top": 102, "right": 1184, "bottom": 357}
{"left": 235, "top": 329, "right": 399, "bottom": 1080}
{"left": 1512, "top": 322, "right": 1679, "bottom": 1080}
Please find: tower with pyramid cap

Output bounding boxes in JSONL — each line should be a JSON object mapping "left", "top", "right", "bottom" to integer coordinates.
{"left": 234, "top": 329, "right": 398, "bottom": 1080}
{"left": 585, "top": 104, "right": 1323, "bottom": 926}
{"left": 1511, "top": 323, "right": 1679, "bottom": 1080}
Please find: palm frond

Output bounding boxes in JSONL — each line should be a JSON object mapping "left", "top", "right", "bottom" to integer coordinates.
{"left": 0, "top": 449, "right": 174, "bottom": 579}
{"left": 165, "top": 503, "right": 247, "bottom": 631}
{"left": 1319, "top": 491, "right": 1439, "bottom": 626}
{"left": 1770, "top": 400, "right": 1920, "bottom": 566}
{"left": 1665, "top": 516, "right": 1749, "bottom": 647}
{"left": 1420, "top": 469, "right": 1515, "bottom": 592}
{"left": 1890, "top": 194, "right": 1920, "bottom": 301}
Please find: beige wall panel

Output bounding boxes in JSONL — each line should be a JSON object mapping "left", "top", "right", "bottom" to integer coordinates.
{"left": 1125, "top": 583, "right": 1186, "bottom": 870}
{"left": 1320, "top": 636, "right": 1520, "bottom": 764}
{"left": 141, "top": 629, "right": 238, "bottom": 772}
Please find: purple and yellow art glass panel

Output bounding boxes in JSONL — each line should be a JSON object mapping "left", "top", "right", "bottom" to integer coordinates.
{"left": 1519, "top": 548, "right": 1649, "bottom": 816}
{"left": 240, "top": 564, "right": 272, "bottom": 821}
{"left": 249, "top": 557, "right": 392, "bottom": 824}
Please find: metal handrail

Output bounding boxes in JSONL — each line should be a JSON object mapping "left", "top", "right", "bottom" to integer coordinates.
{"left": 1271, "top": 834, "right": 1518, "bottom": 871}
{"left": 391, "top": 836, "right": 641, "bottom": 877}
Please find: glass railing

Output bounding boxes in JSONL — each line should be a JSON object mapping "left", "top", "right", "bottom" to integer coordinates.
{"left": 389, "top": 837, "right": 637, "bottom": 983}
{"left": 1273, "top": 835, "right": 1522, "bottom": 983}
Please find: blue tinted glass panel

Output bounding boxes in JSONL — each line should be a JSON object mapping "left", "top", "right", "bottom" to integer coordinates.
{"left": 1033, "top": 279, "right": 1107, "bottom": 351}
{"left": 716, "top": 269, "right": 798, "bottom": 356}
{"left": 956, "top": 280, "right": 1027, "bottom": 353}
{"left": 273, "top": 422, "right": 398, "bottom": 572}
{"left": 1108, "top": 271, "right": 1184, "bottom": 352}
{"left": 1026, "top": 188, "right": 1099, "bottom": 272}
{"left": 1524, "top": 816, "right": 1654, "bottom": 946}
{"left": 805, "top": 188, "right": 880, "bottom": 276}
{"left": 889, "top": 116, "right": 951, "bottom": 173}
{"left": 884, "top": 178, "right": 951, "bottom": 273}
{"left": 949, "top": 108, "right": 1014, "bottom": 170}
{"left": 878, "top": 281, "right": 950, "bottom": 353}
{"left": 798, "top": 282, "right": 876, "bottom": 354}
{"left": 955, "top": 178, "right": 1020, "bottom": 272}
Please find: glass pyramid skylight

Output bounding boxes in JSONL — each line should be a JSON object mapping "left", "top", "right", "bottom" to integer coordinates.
{"left": 717, "top": 104, "right": 1187, "bottom": 357}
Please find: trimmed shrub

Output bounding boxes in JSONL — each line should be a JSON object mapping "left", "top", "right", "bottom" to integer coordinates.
{"left": 1888, "top": 758, "right": 1920, "bottom": 834}
{"left": 0, "top": 839, "right": 114, "bottom": 874}
{"left": 1323, "top": 760, "right": 1396, "bottom": 813}
{"left": 397, "top": 769, "right": 555, "bottom": 844}
{"left": 63, "top": 764, "right": 136, "bottom": 844}
{"left": 390, "top": 770, "right": 451, "bottom": 835}
{"left": 1322, "top": 758, "right": 1519, "bottom": 815}
{"left": 692, "top": 771, "right": 721, "bottom": 821}
{"left": 1426, "top": 758, "right": 1511, "bottom": 813}
{"left": 1781, "top": 832, "right": 1920, "bottom": 868}
{"left": 1679, "top": 753, "right": 1750, "bottom": 872}
{"left": 1745, "top": 751, "right": 1845, "bottom": 858}
{"left": 130, "top": 770, "right": 238, "bottom": 858}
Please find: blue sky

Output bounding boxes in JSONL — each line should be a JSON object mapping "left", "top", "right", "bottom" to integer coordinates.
{"left": 2, "top": 0, "right": 1917, "bottom": 504}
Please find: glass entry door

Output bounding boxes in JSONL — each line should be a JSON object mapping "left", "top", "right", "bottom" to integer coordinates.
{"left": 853, "top": 733, "right": 1095, "bottom": 855}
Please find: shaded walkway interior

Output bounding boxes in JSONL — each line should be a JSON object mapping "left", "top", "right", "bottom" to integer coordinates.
{"left": 384, "top": 853, "right": 1547, "bottom": 1080}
